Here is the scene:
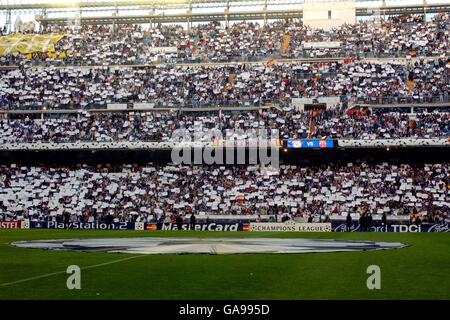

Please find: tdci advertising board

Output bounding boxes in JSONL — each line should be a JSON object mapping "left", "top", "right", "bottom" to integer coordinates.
{"left": 332, "top": 221, "right": 449, "bottom": 232}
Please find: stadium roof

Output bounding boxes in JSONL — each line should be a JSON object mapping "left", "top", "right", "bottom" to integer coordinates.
{"left": 0, "top": 0, "right": 438, "bottom": 11}
{"left": 1, "top": 0, "right": 448, "bottom": 27}
{"left": 32, "top": 3, "right": 450, "bottom": 25}
{"left": 6, "top": 1, "right": 305, "bottom": 11}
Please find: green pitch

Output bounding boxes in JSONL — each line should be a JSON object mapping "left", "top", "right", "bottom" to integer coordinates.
{"left": 0, "top": 229, "right": 448, "bottom": 300}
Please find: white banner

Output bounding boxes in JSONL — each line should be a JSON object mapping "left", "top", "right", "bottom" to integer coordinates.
{"left": 107, "top": 103, "right": 127, "bottom": 110}
{"left": 302, "top": 41, "right": 341, "bottom": 49}
{"left": 149, "top": 47, "right": 178, "bottom": 54}
{"left": 133, "top": 102, "right": 155, "bottom": 110}
{"left": 250, "top": 222, "right": 331, "bottom": 232}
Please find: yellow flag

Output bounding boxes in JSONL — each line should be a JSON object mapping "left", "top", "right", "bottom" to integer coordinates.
{"left": 0, "top": 33, "right": 64, "bottom": 56}
{"left": 228, "top": 73, "right": 236, "bottom": 84}
{"left": 280, "top": 35, "right": 291, "bottom": 54}
{"left": 47, "top": 51, "right": 57, "bottom": 59}
{"left": 266, "top": 59, "right": 276, "bottom": 67}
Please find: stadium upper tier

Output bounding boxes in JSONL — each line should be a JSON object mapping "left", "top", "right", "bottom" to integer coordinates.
{"left": 0, "top": 58, "right": 448, "bottom": 110}
{"left": 1, "top": 14, "right": 448, "bottom": 66}
{"left": 0, "top": 162, "right": 448, "bottom": 223}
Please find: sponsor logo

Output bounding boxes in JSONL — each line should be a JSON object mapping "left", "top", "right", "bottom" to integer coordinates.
{"left": 134, "top": 222, "right": 145, "bottom": 231}
{"left": 0, "top": 221, "right": 21, "bottom": 229}
{"left": 30, "top": 221, "right": 132, "bottom": 230}
{"left": 251, "top": 224, "right": 296, "bottom": 232}
{"left": 50, "top": 222, "right": 129, "bottom": 230}
{"left": 146, "top": 223, "right": 158, "bottom": 231}
{"left": 332, "top": 223, "right": 347, "bottom": 232}
{"left": 331, "top": 221, "right": 450, "bottom": 232}
{"left": 146, "top": 222, "right": 246, "bottom": 231}
{"left": 332, "top": 223, "right": 361, "bottom": 232}
{"left": 250, "top": 223, "right": 331, "bottom": 232}
{"left": 427, "top": 223, "right": 449, "bottom": 232}
{"left": 370, "top": 226, "right": 388, "bottom": 232}
{"left": 21, "top": 219, "right": 30, "bottom": 229}
{"left": 160, "top": 223, "right": 240, "bottom": 232}
{"left": 391, "top": 224, "right": 422, "bottom": 233}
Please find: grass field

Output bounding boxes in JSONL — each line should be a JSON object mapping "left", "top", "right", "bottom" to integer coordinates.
{"left": 0, "top": 229, "right": 448, "bottom": 300}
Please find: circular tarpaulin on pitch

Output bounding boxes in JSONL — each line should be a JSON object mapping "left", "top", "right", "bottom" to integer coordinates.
{"left": 12, "top": 238, "right": 407, "bottom": 255}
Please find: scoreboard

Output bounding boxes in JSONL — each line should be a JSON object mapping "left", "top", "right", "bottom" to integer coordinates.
{"left": 286, "top": 139, "right": 334, "bottom": 149}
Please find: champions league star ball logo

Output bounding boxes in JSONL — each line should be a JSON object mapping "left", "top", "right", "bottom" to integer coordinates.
{"left": 12, "top": 238, "right": 406, "bottom": 255}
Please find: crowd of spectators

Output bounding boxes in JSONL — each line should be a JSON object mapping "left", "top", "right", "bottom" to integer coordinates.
{"left": 0, "top": 58, "right": 448, "bottom": 110}
{"left": 0, "top": 13, "right": 448, "bottom": 66}
{"left": 0, "top": 107, "right": 447, "bottom": 143}
{"left": 281, "top": 108, "right": 449, "bottom": 140}
{"left": 0, "top": 163, "right": 447, "bottom": 224}
{"left": 0, "top": 15, "right": 448, "bottom": 228}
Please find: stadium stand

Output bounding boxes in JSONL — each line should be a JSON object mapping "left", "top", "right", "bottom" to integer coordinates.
{"left": 0, "top": 10, "right": 448, "bottom": 227}
{"left": 0, "top": 163, "right": 448, "bottom": 223}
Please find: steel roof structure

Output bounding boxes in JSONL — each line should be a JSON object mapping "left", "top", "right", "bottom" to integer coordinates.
{"left": 0, "top": 1, "right": 401, "bottom": 11}
{"left": 31, "top": 3, "right": 450, "bottom": 26}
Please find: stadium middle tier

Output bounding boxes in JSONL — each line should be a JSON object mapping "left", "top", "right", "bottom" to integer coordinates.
{"left": 0, "top": 108, "right": 448, "bottom": 143}
{"left": 0, "top": 59, "right": 448, "bottom": 110}
{"left": 0, "top": 163, "right": 447, "bottom": 223}
{"left": 0, "top": 14, "right": 449, "bottom": 66}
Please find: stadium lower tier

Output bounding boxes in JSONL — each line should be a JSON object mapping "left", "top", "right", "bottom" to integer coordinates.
{"left": 0, "top": 162, "right": 448, "bottom": 224}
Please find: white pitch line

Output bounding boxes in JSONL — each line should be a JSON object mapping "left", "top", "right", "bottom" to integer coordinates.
{"left": 0, "top": 255, "right": 144, "bottom": 287}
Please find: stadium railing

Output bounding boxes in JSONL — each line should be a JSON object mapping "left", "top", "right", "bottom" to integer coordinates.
{"left": 354, "top": 94, "right": 450, "bottom": 105}
{"left": 1, "top": 95, "right": 449, "bottom": 111}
